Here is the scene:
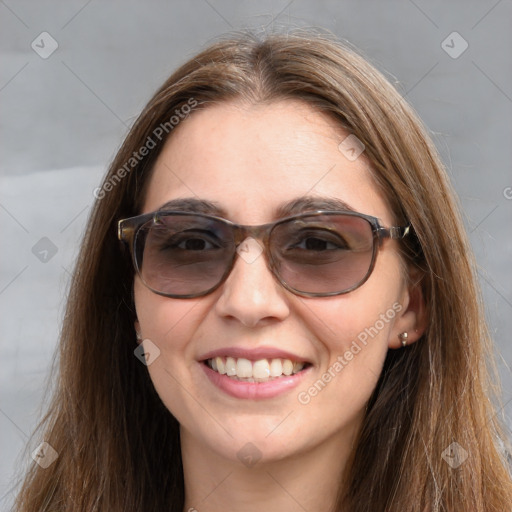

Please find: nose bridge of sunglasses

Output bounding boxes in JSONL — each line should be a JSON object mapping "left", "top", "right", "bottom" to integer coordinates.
{"left": 228, "top": 223, "right": 267, "bottom": 264}
{"left": 235, "top": 234, "right": 265, "bottom": 265}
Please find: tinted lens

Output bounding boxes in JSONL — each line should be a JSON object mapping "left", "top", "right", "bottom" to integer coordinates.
{"left": 270, "top": 214, "right": 375, "bottom": 294}
{"left": 135, "top": 214, "right": 234, "bottom": 296}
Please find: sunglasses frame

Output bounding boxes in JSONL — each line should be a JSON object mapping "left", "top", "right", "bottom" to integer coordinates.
{"left": 118, "top": 210, "right": 410, "bottom": 298}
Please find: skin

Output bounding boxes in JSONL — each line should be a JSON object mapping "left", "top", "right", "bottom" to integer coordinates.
{"left": 134, "top": 100, "right": 426, "bottom": 512}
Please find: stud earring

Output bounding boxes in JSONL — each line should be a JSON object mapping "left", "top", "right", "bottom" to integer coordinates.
{"left": 399, "top": 332, "right": 408, "bottom": 347}
{"left": 136, "top": 331, "right": 142, "bottom": 341}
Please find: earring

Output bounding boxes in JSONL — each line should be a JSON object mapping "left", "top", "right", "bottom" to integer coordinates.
{"left": 136, "top": 331, "right": 142, "bottom": 341}
{"left": 399, "top": 332, "right": 408, "bottom": 348}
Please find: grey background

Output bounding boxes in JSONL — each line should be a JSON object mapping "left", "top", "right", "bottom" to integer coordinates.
{"left": 1, "top": 0, "right": 511, "bottom": 508}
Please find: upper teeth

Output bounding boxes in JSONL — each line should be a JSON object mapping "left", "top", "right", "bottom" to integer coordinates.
{"left": 207, "top": 357, "right": 305, "bottom": 381}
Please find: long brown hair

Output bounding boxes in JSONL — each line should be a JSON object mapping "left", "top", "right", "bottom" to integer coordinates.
{"left": 14, "top": 30, "right": 512, "bottom": 511}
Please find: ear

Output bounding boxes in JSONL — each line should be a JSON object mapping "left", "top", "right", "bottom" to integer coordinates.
{"left": 389, "top": 270, "right": 428, "bottom": 349}
{"left": 134, "top": 319, "right": 142, "bottom": 345}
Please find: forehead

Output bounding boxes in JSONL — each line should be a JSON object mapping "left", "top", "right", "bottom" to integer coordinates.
{"left": 142, "top": 100, "right": 392, "bottom": 225}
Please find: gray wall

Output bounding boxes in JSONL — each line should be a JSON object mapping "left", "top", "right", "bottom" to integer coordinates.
{"left": 1, "top": 1, "right": 511, "bottom": 507}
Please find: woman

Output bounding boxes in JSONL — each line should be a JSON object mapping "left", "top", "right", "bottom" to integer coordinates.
{"left": 14, "top": 31, "right": 512, "bottom": 511}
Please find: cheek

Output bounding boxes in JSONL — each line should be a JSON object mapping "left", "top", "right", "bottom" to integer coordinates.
{"left": 298, "top": 297, "right": 393, "bottom": 381}
{"left": 291, "top": 301, "right": 395, "bottom": 422}
{"left": 134, "top": 278, "right": 206, "bottom": 349}
{"left": 133, "top": 279, "right": 211, "bottom": 406}
{"left": 304, "top": 294, "right": 400, "bottom": 351}
{"left": 294, "top": 258, "right": 404, "bottom": 403}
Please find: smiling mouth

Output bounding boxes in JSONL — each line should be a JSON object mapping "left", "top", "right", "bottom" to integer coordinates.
{"left": 204, "top": 356, "right": 311, "bottom": 382}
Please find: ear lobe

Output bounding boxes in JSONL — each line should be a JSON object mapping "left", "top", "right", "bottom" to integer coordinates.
{"left": 390, "top": 273, "right": 428, "bottom": 349}
{"left": 134, "top": 320, "right": 142, "bottom": 345}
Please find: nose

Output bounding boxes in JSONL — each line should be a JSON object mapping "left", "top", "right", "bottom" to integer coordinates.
{"left": 214, "top": 237, "right": 290, "bottom": 327}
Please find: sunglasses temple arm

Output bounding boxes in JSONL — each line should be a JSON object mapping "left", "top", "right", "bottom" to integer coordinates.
{"left": 118, "top": 220, "right": 138, "bottom": 246}
{"left": 379, "top": 224, "right": 411, "bottom": 240}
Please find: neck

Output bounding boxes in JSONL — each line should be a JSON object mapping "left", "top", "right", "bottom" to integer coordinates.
{"left": 180, "top": 428, "right": 356, "bottom": 512}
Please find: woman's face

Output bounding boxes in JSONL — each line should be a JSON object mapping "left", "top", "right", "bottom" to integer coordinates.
{"left": 134, "top": 100, "right": 417, "bottom": 466}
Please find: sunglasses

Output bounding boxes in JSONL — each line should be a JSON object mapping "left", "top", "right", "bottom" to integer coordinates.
{"left": 118, "top": 210, "right": 410, "bottom": 298}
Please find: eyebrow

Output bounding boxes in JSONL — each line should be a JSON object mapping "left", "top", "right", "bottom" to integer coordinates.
{"left": 157, "top": 198, "right": 228, "bottom": 217}
{"left": 275, "top": 196, "right": 356, "bottom": 218}
{"left": 155, "top": 195, "right": 356, "bottom": 219}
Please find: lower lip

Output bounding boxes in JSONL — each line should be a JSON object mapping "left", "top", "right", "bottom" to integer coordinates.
{"left": 200, "top": 362, "right": 311, "bottom": 400}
